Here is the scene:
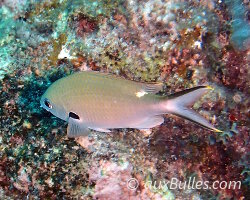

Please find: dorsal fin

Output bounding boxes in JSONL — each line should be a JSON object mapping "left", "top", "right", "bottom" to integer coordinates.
{"left": 79, "top": 70, "right": 125, "bottom": 80}
{"left": 79, "top": 71, "right": 164, "bottom": 94}
{"left": 141, "top": 82, "right": 163, "bottom": 94}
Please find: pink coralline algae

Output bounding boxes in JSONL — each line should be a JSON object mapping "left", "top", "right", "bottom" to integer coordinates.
{"left": 89, "top": 161, "right": 137, "bottom": 200}
{"left": 71, "top": 14, "right": 99, "bottom": 37}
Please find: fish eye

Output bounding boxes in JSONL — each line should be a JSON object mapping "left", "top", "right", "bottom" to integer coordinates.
{"left": 44, "top": 98, "right": 52, "bottom": 109}
{"left": 69, "top": 112, "right": 80, "bottom": 120}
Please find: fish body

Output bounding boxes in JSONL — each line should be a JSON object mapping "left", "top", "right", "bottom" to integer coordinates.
{"left": 41, "top": 71, "right": 221, "bottom": 137}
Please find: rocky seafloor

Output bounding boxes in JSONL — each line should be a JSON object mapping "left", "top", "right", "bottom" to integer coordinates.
{"left": 0, "top": 0, "right": 249, "bottom": 199}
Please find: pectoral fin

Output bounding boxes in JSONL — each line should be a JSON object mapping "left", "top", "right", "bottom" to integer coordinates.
{"left": 67, "top": 118, "right": 90, "bottom": 138}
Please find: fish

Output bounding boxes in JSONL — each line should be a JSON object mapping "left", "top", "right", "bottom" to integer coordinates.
{"left": 40, "top": 71, "right": 222, "bottom": 138}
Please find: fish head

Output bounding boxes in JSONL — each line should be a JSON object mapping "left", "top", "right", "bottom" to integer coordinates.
{"left": 40, "top": 83, "right": 68, "bottom": 121}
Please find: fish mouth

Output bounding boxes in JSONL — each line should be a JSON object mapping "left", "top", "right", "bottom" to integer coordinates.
{"left": 40, "top": 99, "right": 49, "bottom": 112}
{"left": 39, "top": 99, "right": 44, "bottom": 109}
{"left": 40, "top": 98, "right": 45, "bottom": 109}
{"left": 40, "top": 104, "right": 49, "bottom": 112}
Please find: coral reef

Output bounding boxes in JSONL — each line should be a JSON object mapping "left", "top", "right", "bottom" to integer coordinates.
{"left": 0, "top": 0, "right": 249, "bottom": 199}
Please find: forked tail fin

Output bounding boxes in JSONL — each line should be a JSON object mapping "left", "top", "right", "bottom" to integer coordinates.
{"left": 164, "top": 86, "right": 222, "bottom": 132}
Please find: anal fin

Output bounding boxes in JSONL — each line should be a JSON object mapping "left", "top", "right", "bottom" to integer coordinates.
{"left": 90, "top": 127, "right": 111, "bottom": 133}
{"left": 132, "top": 116, "right": 164, "bottom": 129}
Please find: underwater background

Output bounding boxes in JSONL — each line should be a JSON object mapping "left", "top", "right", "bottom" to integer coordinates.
{"left": 0, "top": 0, "right": 249, "bottom": 199}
